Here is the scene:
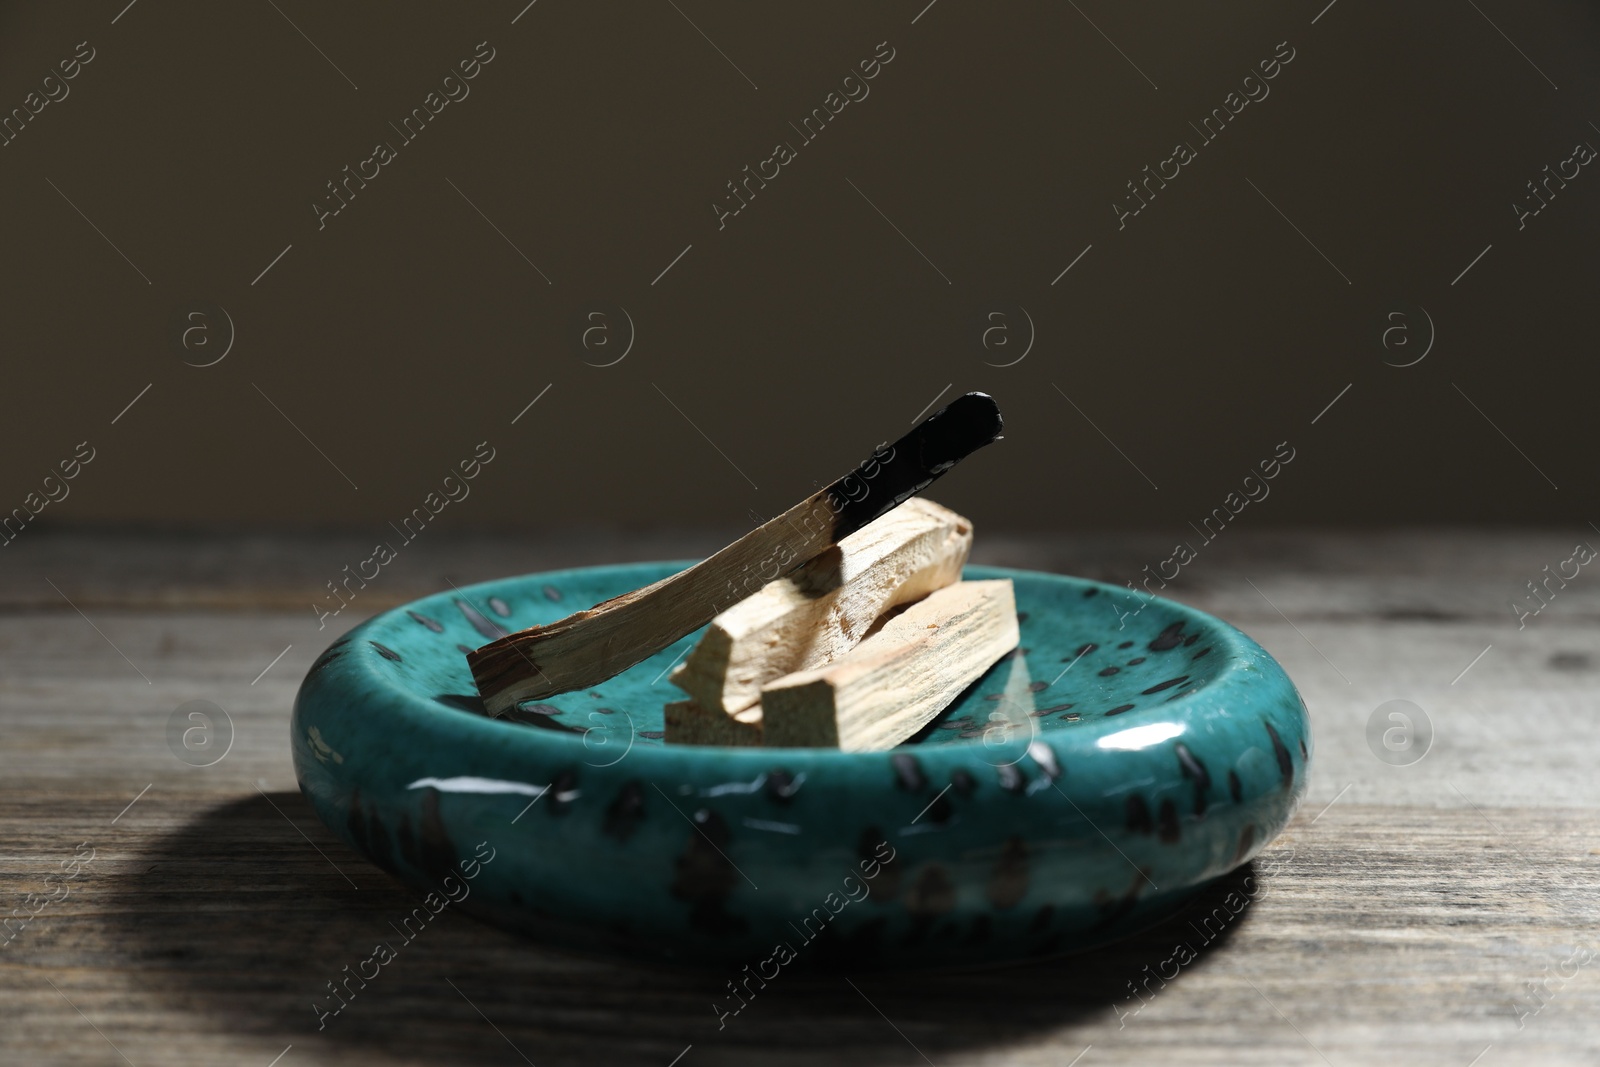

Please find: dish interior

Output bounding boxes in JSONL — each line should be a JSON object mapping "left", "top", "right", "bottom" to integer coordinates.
{"left": 360, "top": 563, "right": 1226, "bottom": 752}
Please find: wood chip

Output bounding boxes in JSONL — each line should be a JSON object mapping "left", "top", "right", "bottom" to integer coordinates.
{"left": 669, "top": 497, "right": 972, "bottom": 714}
{"left": 663, "top": 699, "right": 764, "bottom": 747}
{"left": 760, "top": 580, "right": 1019, "bottom": 751}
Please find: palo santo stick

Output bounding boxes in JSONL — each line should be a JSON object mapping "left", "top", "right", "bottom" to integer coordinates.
{"left": 469, "top": 393, "right": 1003, "bottom": 715}
{"left": 663, "top": 699, "right": 763, "bottom": 747}
{"left": 761, "top": 580, "right": 1019, "bottom": 751}
{"left": 669, "top": 497, "right": 973, "bottom": 714}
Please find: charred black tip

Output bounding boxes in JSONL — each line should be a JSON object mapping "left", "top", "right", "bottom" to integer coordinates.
{"left": 924, "top": 392, "right": 1003, "bottom": 459}
{"left": 824, "top": 392, "right": 1004, "bottom": 541}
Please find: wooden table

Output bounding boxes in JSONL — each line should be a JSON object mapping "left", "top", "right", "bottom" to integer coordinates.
{"left": 3, "top": 529, "right": 1595, "bottom": 1066}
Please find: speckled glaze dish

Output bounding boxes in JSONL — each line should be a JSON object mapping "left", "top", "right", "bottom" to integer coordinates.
{"left": 291, "top": 563, "right": 1311, "bottom": 969}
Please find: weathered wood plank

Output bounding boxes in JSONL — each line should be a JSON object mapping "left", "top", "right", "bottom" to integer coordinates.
{"left": 5, "top": 527, "right": 1598, "bottom": 624}
{"left": 0, "top": 531, "right": 1597, "bottom": 1066}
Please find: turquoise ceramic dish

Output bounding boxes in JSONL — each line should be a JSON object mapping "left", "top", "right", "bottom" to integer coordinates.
{"left": 291, "top": 563, "right": 1310, "bottom": 968}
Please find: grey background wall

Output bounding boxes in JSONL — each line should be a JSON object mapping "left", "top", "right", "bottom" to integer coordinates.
{"left": 0, "top": 0, "right": 1594, "bottom": 534}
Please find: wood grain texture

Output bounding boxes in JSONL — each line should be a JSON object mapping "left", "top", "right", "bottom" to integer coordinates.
{"left": 670, "top": 497, "right": 973, "bottom": 714}
{"left": 664, "top": 698, "right": 764, "bottom": 747}
{"left": 468, "top": 488, "right": 852, "bottom": 711}
{"left": 761, "top": 579, "right": 1018, "bottom": 750}
{"left": 2, "top": 528, "right": 1598, "bottom": 1066}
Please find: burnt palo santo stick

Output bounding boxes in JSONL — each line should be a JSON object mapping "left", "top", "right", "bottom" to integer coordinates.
{"left": 469, "top": 392, "right": 1004, "bottom": 714}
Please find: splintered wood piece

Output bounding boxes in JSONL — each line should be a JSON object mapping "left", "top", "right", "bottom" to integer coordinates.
{"left": 760, "top": 580, "right": 1019, "bottom": 751}
{"left": 669, "top": 497, "right": 973, "bottom": 714}
{"left": 469, "top": 393, "right": 1003, "bottom": 715}
{"left": 663, "top": 699, "right": 764, "bottom": 747}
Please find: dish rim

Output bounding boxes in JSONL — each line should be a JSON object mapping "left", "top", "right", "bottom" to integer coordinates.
{"left": 307, "top": 562, "right": 1272, "bottom": 773}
